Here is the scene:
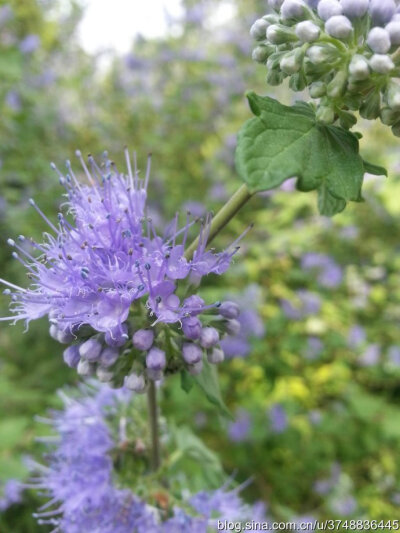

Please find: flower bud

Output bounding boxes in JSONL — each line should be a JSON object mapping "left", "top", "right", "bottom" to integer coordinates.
{"left": 281, "top": 0, "right": 308, "bottom": 20}
{"left": 306, "top": 44, "right": 339, "bottom": 64}
{"left": 380, "top": 107, "right": 400, "bottom": 125}
{"left": 295, "top": 21, "right": 320, "bottom": 42}
{"left": 132, "top": 328, "right": 154, "bottom": 351}
{"left": 125, "top": 372, "right": 147, "bottom": 393}
{"left": 182, "top": 343, "right": 203, "bottom": 364}
{"left": 369, "top": 0, "right": 395, "bottom": 26}
{"left": 325, "top": 15, "right": 353, "bottom": 39}
{"left": 387, "top": 81, "right": 400, "bottom": 110}
{"left": 250, "top": 18, "right": 270, "bottom": 40}
{"left": 340, "top": 0, "right": 369, "bottom": 18}
{"left": 369, "top": 53, "right": 394, "bottom": 74}
{"left": 188, "top": 360, "right": 203, "bottom": 376}
{"left": 391, "top": 121, "right": 400, "bottom": 137}
{"left": 309, "top": 81, "right": 327, "bottom": 98}
{"left": 280, "top": 50, "right": 303, "bottom": 74}
{"left": 348, "top": 54, "right": 370, "bottom": 80}
{"left": 146, "top": 347, "right": 166, "bottom": 371}
{"left": 49, "top": 324, "right": 74, "bottom": 344}
{"left": 316, "top": 105, "right": 335, "bottom": 124}
{"left": 96, "top": 366, "right": 114, "bottom": 383}
{"left": 63, "top": 345, "right": 80, "bottom": 368}
{"left": 252, "top": 45, "right": 274, "bottom": 63}
{"left": 200, "top": 327, "right": 220, "bottom": 348}
{"left": 100, "top": 346, "right": 119, "bottom": 368}
{"left": 182, "top": 316, "right": 202, "bottom": 340}
{"left": 77, "top": 358, "right": 95, "bottom": 376}
{"left": 219, "top": 301, "right": 240, "bottom": 319}
{"left": 266, "top": 24, "right": 296, "bottom": 44}
{"left": 269, "top": 0, "right": 284, "bottom": 9}
{"left": 207, "top": 347, "right": 225, "bottom": 364}
{"left": 367, "top": 27, "right": 391, "bottom": 53}
{"left": 266, "top": 70, "right": 284, "bottom": 86}
{"left": 327, "top": 69, "right": 348, "bottom": 98}
{"left": 318, "top": 0, "right": 342, "bottom": 20}
{"left": 360, "top": 90, "right": 381, "bottom": 119}
{"left": 385, "top": 21, "right": 400, "bottom": 45}
{"left": 104, "top": 323, "right": 128, "bottom": 347}
{"left": 226, "top": 319, "right": 241, "bottom": 336}
{"left": 79, "top": 338, "right": 103, "bottom": 361}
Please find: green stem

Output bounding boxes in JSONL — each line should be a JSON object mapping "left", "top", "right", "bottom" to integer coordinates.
{"left": 184, "top": 184, "right": 253, "bottom": 260}
{"left": 147, "top": 380, "right": 160, "bottom": 472}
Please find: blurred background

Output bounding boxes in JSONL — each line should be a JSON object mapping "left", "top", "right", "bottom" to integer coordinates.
{"left": 1, "top": 0, "right": 400, "bottom": 530}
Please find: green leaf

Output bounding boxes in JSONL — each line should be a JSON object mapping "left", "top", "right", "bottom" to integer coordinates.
{"left": 180, "top": 369, "right": 194, "bottom": 393}
{"left": 235, "top": 92, "right": 369, "bottom": 215}
{"left": 363, "top": 160, "right": 388, "bottom": 176}
{"left": 193, "top": 359, "right": 233, "bottom": 419}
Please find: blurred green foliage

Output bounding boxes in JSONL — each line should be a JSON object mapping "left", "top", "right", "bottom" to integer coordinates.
{"left": 1, "top": 0, "right": 400, "bottom": 530}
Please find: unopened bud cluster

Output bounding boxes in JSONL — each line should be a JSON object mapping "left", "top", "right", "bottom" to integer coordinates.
{"left": 48, "top": 299, "right": 241, "bottom": 391}
{"left": 251, "top": 0, "right": 400, "bottom": 134}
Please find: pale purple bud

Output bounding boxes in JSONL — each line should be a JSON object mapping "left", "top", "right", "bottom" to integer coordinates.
{"left": 200, "top": 327, "right": 220, "bottom": 348}
{"left": 226, "top": 319, "right": 241, "bottom": 336}
{"left": 132, "top": 328, "right": 154, "bottom": 351}
{"left": 77, "top": 358, "right": 95, "bottom": 376}
{"left": 96, "top": 367, "right": 114, "bottom": 383}
{"left": 295, "top": 20, "right": 320, "bottom": 41}
{"left": 318, "top": 0, "right": 342, "bottom": 20}
{"left": 280, "top": 52, "right": 302, "bottom": 74}
{"left": 250, "top": 18, "right": 270, "bottom": 40}
{"left": 340, "top": 0, "right": 369, "bottom": 18}
{"left": 104, "top": 323, "right": 128, "bottom": 347}
{"left": 125, "top": 372, "right": 147, "bottom": 392}
{"left": 182, "top": 343, "right": 203, "bottom": 365}
{"left": 385, "top": 21, "right": 400, "bottom": 44}
{"left": 188, "top": 360, "right": 203, "bottom": 375}
{"left": 369, "top": 0, "right": 396, "bottom": 26}
{"left": 219, "top": 301, "right": 240, "bottom": 319}
{"left": 63, "top": 345, "right": 80, "bottom": 368}
{"left": 325, "top": 15, "right": 353, "bottom": 38}
{"left": 367, "top": 27, "right": 391, "bottom": 53}
{"left": 207, "top": 347, "right": 225, "bottom": 364}
{"left": 100, "top": 347, "right": 119, "bottom": 368}
{"left": 146, "top": 347, "right": 166, "bottom": 371}
{"left": 79, "top": 338, "right": 102, "bottom": 361}
{"left": 269, "top": 0, "right": 284, "bottom": 9}
{"left": 370, "top": 53, "right": 394, "bottom": 73}
{"left": 281, "top": 0, "right": 307, "bottom": 19}
{"left": 266, "top": 24, "right": 295, "bottom": 44}
{"left": 182, "top": 316, "right": 202, "bottom": 340}
{"left": 56, "top": 328, "right": 75, "bottom": 344}
{"left": 49, "top": 324, "right": 60, "bottom": 341}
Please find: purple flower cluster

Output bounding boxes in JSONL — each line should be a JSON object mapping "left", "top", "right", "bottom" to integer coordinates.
{"left": 29, "top": 383, "right": 265, "bottom": 532}
{"left": 1, "top": 150, "right": 245, "bottom": 385}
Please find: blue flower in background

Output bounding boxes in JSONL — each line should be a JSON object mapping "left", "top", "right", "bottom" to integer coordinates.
{"left": 301, "top": 252, "right": 343, "bottom": 289}
{"left": 268, "top": 403, "right": 288, "bottom": 434}
{"left": 228, "top": 409, "right": 252, "bottom": 442}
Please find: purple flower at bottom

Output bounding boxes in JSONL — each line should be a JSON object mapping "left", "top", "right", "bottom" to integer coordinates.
{"left": 331, "top": 495, "right": 357, "bottom": 516}
{"left": 228, "top": 410, "right": 252, "bottom": 442}
{"left": 268, "top": 404, "right": 288, "bottom": 434}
